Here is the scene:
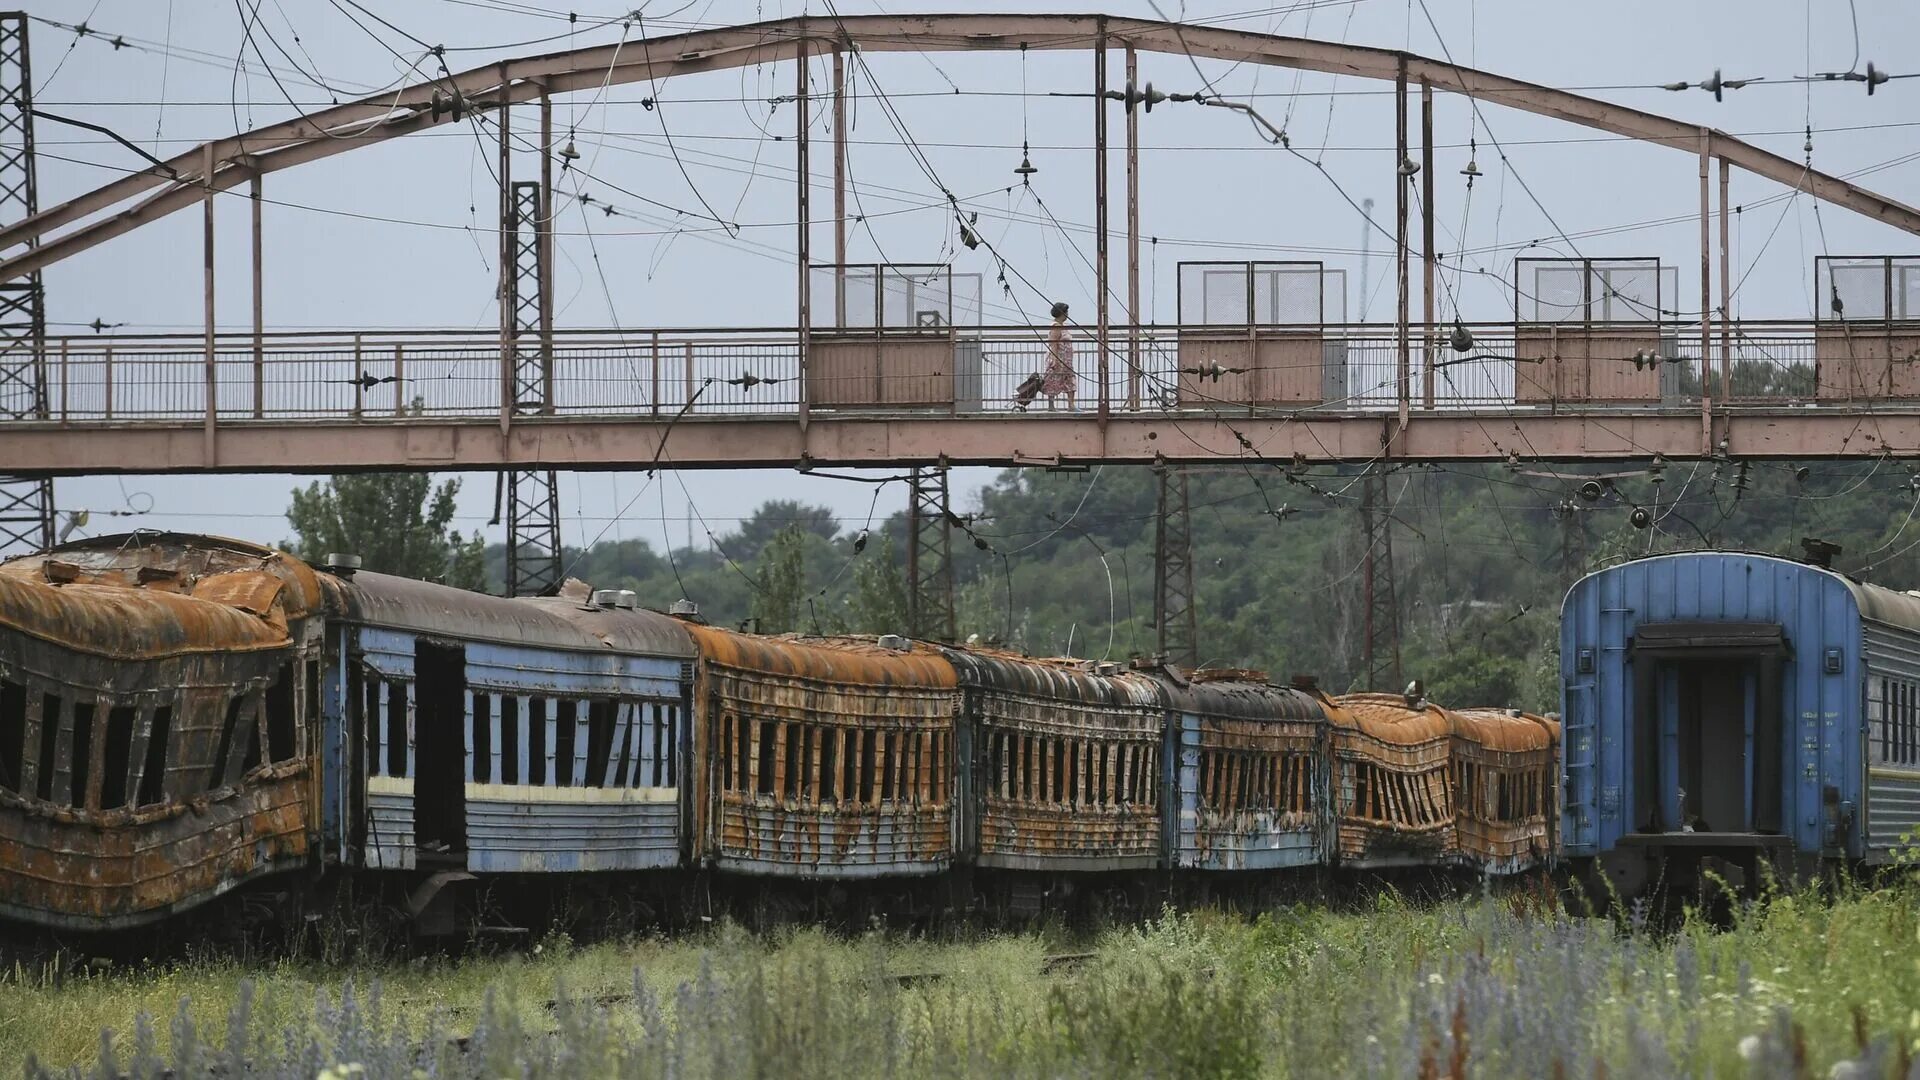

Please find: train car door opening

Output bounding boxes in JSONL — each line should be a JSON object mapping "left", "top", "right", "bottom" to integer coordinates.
{"left": 413, "top": 640, "right": 468, "bottom": 859}
{"left": 1630, "top": 622, "right": 1786, "bottom": 836}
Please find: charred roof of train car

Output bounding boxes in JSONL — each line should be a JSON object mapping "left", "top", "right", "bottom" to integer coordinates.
{"left": 0, "top": 572, "right": 291, "bottom": 659}
{"left": 337, "top": 570, "right": 695, "bottom": 656}
{"left": 681, "top": 625, "right": 958, "bottom": 686}
{"left": 0, "top": 531, "right": 328, "bottom": 621}
{"left": 1155, "top": 668, "right": 1327, "bottom": 722}
{"left": 1329, "top": 692, "right": 1453, "bottom": 743}
{"left": 935, "top": 646, "right": 1164, "bottom": 707}
{"left": 1448, "top": 707, "right": 1557, "bottom": 751}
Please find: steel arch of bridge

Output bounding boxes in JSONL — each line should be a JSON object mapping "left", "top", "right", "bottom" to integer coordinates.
{"left": 3, "top": 11, "right": 1919, "bottom": 280}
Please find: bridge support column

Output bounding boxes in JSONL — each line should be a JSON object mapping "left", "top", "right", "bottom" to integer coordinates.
{"left": 1153, "top": 464, "right": 1197, "bottom": 668}
{"left": 0, "top": 12, "right": 52, "bottom": 555}
{"left": 906, "top": 466, "right": 955, "bottom": 643}
{"left": 202, "top": 142, "right": 216, "bottom": 466}
{"left": 1394, "top": 58, "right": 1410, "bottom": 428}
{"left": 796, "top": 38, "right": 811, "bottom": 434}
{"left": 1093, "top": 18, "right": 1109, "bottom": 424}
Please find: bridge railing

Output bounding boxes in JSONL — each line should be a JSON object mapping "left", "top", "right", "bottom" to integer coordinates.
{"left": 23, "top": 320, "right": 1880, "bottom": 424}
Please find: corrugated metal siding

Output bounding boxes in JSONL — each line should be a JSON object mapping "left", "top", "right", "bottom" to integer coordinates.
{"left": 1559, "top": 553, "right": 1862, "bottom": 858}
{"left": 364, "top": 776, "right": 414, "bottom": 869}
{"left": 465, "top": 785, "right": 679, "bottom": 873}
{"left": 1866, "top": 771, "right": 1920, "bottom": 859}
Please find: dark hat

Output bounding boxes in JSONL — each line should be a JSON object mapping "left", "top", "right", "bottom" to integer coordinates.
{"left": 1050, "top": 301, "right": 1069, "bottom": 319}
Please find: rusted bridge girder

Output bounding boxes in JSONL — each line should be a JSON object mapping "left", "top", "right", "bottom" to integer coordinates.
{"left": 3, "top": 13, "right": 1920, "bottom": 284}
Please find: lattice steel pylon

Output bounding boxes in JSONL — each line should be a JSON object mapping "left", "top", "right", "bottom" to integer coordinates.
{"left": 0, "top": 13, "right": 51, "bottom": 557}
{"left": 1359, "top": 465, "right": 1403, "bottom": 690}
{"left": 905, "top": 467, "right": 956, "bottom": 642}
{"left": 502, "top": 180, "right": 560, "bottom": 596}
{"left": 1153, "top": 464, "right": 1198, "bottom": 668}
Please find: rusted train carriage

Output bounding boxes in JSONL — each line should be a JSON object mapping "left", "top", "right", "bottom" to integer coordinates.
{"left": 1166, "top": 672, "right": 1330, "bottom": 873}
{"left": 1327, "top": 693, "right": 1457, "bottom": 867}
{"left": 941, "top": 649, "right": 1165, "bottom": 913}
{"left": 0, "top": 535, "right": 326, "bottom": 929}
{"left": 683, "top": 627, "right": 959, "bottom": 880}
{"left": 1448, "top": 708, "right": 1559, "bottom": 874}
{"left": 330, "top": 573, "right": 696, "bottom": 884}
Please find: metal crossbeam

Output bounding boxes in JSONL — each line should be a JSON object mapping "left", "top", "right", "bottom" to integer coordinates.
{"left": 905, "top": 466, "right": 955, "bottom": 642}
{"left": 1153, "top": 464, "right": 1197, "bottom": 668}
{"left": 502, "top": 179, "right": 559, "bottom": 596}
{"left": 1359, "top": 465, "right": 1402, "bottom": 691}
{"left": 0, "top": 12, "right": 50, "bottom": 556}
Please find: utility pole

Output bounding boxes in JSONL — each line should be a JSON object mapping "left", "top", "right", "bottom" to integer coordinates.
{"left": 1153, "top": 464, "right": 1198, "bottom": 668}
{"left": 1359, "top": 466, "right": 1402, "bottom": 690}
{"left": 905, "top": 467, "right": 956, "bottom": 642}
{"left": 0, "top": 13, "right": 51, "bottom": 556}
{"left": 501, "top": 179, "right": 561, "bottom": 596}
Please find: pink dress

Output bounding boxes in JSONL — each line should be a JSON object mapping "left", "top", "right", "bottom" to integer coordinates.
{"left": 1041, "top": 323, "right": 1075, "bottom": 396}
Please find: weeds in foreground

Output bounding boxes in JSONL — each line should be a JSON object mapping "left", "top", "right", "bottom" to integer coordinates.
{"left": 6, "top": 882, "right": 1920, "bottom": 1077}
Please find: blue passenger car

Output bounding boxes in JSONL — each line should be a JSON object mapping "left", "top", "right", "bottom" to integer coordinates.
{"left": 1560, "top": 550, "right": 1920, "bottom": 894}
{"left": 1161, "top": 674, "right": 1328, "bottom": 873}
{"left": 324, "top": 571, "right": 695, "bottom": 878}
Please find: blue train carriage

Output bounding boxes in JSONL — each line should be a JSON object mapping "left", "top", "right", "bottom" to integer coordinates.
{"left": 325, "top": 568, "right": 695, "bottom": 903}
{"left": 0, "top": 533, "right": 330, "bottom": 930}
{"left": 938, "top": 648, "right": 1165, "bottom": 916}
{"left": 1159, "top": 670, "right": 1331, "bottom": 873}
{"left": 679, "top": 626, "right": 959, "bottom": 882}
{"left": 1560, "top": 549, "right": 1920, "bottom": 896}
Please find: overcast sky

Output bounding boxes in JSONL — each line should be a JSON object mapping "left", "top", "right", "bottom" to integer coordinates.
{"left": 30, "top": 0, "right": 1920, "bottom": 559}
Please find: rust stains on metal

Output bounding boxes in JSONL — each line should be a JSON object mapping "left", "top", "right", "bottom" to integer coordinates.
{"left": 1327, "top": 693, "right": 1457, "bottom": 865}
{"left": 943, "top": 649, "right": 1165, "bottom": 870}
{"left": 683, "top": 626, "right": 958, "bottom": 876}
{"left": 1450, "top": 707, "right": 1560, "bottom": 872}
{"left": 1164, "top": 673, "right": 1328, "bottom": 870}
{"left": 0, "top": 532, "right": 324, "bottom": 929}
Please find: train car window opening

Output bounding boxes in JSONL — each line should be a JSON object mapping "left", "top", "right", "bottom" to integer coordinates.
{"left": 211, "top": 693, "right": 247, "bottom": 790}
{"left": 499, "top": 696, "right": 521, "bottom": 785}
{"left": 100, "top": 705, "right": 137, "bottom": 809}
{"left": 553, "top": 699, "right": 578, "bottom": 787}
{"left": 877, "top": 730, "right": 895, "bottom": 804}
{"left": 0, "top": 678, "right": 23, "bottom": 793}
{"left": 616, "top": 702, "right": 637, "bottom": 788}
{"left": 69, "top": 701, "right": 97, "bottom": 808}
{"left": 844, "top": 727, "right": 861, "bottom": 803}
{"left": 471, "top": 693, "right": 493, "bottom": 783}
{"left": 858, "top": 729, "right": 877, "bottom": 805}
{"left": 526, "top": 697, "right": 548, "bottom": 786}
{"left": 818, "top": 727, "right": 838, "bottom": 803}
{"left": 136, "top": 705, "right": 172, "bottom": 807}
{"left": 383, "top": 681, "right": 409, "bottom": 778}
{"left": 754, "top": 719, "right": 776, "bottom": 797}
{"left": 242, "top": 695, "right": 265, "bottom": 776}
{"left": 784, "top": 722, "right": 802, "bottom": 801}
{"left": 265, "top": 663, "right": 296, "bottom": 765}
{"left": 585, "top": 699, "right": 613, "bottom": 787}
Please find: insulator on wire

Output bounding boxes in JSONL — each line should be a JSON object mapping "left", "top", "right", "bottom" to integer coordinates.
{"left": 1629, "top": 506, "right": 1653, "bottom": 530}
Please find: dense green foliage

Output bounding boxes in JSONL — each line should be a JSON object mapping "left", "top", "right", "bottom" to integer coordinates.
{"left": 284, "top": 474, "right": 487, "bottom": 591}
{"left": 440, "top": 458, "right": 1920, "bottom": 711}
{"left": 10, "top": 882, "right": 1920, "bottom": 1076}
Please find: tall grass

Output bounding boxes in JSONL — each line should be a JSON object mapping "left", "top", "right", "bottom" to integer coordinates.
{"left": 7, "top": 882, "right": 1919, "bottom": 1077}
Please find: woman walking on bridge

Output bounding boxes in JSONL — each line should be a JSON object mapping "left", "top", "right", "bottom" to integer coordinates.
{"left": 1040, "top": 301, "right": 1076, "bottom": 410}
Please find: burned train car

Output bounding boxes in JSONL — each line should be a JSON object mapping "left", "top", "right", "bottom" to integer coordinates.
{"left": 1163, "top": 672, "right": 1331, "bottom": 874}
{"left": 941, "top": 650, "right": 1165, "bottom": 912}
{"left": 1448, "top": 708, "right": 1558, "bottom": 874}
{"left": 0, "top": 534, "right": 327, "bottom": 929}
{"left": 681, "top": 627, "right": 959, "bottom": 884}
{"left": 1326, "top": 693, "right": 1457, "bottom": 867}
